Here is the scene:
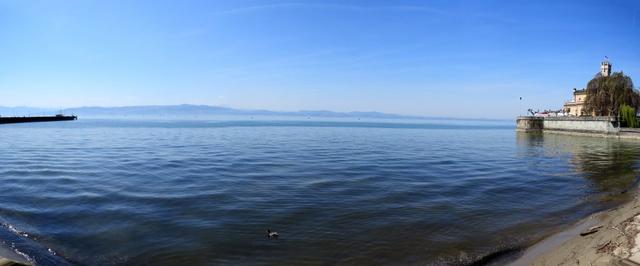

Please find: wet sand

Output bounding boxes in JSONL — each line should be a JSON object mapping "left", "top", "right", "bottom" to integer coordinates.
{"left": 510, "top": 190, "right": 640, "bottom": 265}
{"left": 0, "top": 258, "right": 27, "bottom": 266}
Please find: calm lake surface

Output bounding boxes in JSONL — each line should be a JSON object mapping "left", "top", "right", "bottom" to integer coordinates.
{"left": 0, "top": 118, "right": 639, "bottom": 265}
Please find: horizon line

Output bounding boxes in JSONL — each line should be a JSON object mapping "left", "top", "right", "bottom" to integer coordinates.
{"left": 0, "top": 104, "right": 510, "bottom": 121}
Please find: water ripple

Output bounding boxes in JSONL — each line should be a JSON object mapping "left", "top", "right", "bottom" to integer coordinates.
{"left": 0, "top": 120, "right": 638, "bottom": 265}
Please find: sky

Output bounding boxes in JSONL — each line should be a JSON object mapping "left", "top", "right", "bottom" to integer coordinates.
{"left": 0, "top": 0, "right": 639, "bottom": 119}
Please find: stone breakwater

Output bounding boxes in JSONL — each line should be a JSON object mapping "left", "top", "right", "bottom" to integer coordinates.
{"left": 516, "top": 116, "right": 640, "bottom": 139}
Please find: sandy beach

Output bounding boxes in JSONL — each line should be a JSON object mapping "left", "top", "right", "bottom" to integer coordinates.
{"left": 510, "top": 191, "right": 640, "bottom": 265}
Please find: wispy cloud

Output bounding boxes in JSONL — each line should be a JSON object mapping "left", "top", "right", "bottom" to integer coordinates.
{"left": 210, "top": 2, "right": 518, "bottom": 26}
{"left": 204, "top": 42, "right": 435, "bottom": 81}
{"left": 633, "top": 8, "right": 638, "bottom": 32}
{"left": 174, "top": 28, "right": 208, "bottom": 39}
{"left": 472, "top": 12, "right": 518, "bottom": 25}
{"left": 211, "top": 3, "right": 448, "bottom": 16}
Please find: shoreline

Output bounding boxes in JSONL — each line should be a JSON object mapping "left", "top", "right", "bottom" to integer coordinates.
{"left": 509, "top": 189, "right": 640, "bottom": 265}
{"left": 0, "top": 259, "right": 26, "bottom": 266}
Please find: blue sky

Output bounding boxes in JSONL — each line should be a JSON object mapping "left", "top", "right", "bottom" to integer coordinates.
{"left": 0, "top": 0, "right": 639, "bottom": 118}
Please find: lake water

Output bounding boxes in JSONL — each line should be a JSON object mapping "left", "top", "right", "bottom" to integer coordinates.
{"left": 0, "top": 118, "right": 639, "bottom": 265}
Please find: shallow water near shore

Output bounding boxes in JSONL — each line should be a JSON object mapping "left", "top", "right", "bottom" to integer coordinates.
{"left": 0, "top": 118, "right": 639, "bottom": 265}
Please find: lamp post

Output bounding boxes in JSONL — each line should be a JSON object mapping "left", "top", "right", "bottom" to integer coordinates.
{"left": 519, "top": 96, "right": 523, "bottom": 116}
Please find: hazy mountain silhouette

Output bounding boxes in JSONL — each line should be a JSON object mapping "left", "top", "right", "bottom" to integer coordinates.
{"left": 0, "top": 104, "right": 501, "bottom": 121}
{"left": 57, "top": 104, "right": 422, "bottom": 119}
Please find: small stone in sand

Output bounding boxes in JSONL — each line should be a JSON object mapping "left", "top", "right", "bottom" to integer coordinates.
{"left": 580, "top": 225, "right": 603, "bottom": 236}
{"left": 596, "top": 240, "right": 611, "bottom": 251}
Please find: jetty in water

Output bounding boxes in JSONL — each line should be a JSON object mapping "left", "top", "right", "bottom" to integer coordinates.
{"left": 0, "top": 114, "right": 77, "bottom": 124}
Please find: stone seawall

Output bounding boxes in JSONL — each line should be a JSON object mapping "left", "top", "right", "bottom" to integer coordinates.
{"left": 516, "top": 117, "right": 544, "bottom": 132}
{"left": 516, "top": 116, "right": 640, "bottom": 139}
{"left": 543, "top": 116, "right": 618, "bottom": 134}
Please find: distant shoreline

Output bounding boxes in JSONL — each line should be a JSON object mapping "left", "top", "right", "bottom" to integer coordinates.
{"left": 0, "top": 104, "right": 509, "bottom": 122}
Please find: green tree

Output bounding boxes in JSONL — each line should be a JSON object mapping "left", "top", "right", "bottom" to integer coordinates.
{"left": 620, "top": 104, "right": 639, "bottom": 128}
{"left": 584, "top": 72, "right": 640, "bottom": 116}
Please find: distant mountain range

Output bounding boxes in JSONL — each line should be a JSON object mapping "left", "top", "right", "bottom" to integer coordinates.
{"left": 0, "top": 104, "right": 422, "bottom": 119}
{"left": 0, "top": 104, "right": 503, "bottom": 121}
{"left": 62, "top": 105, "right": 426, "bottom": 119}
